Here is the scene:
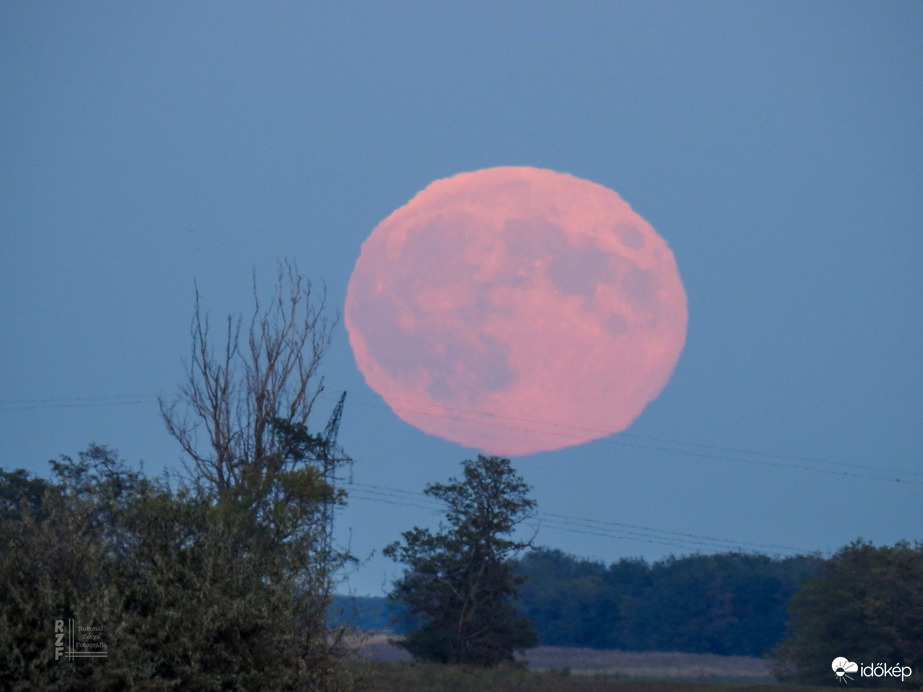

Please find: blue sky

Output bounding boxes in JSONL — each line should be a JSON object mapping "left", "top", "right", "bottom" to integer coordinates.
{"left": 2, "top": 2, "right": 921, "bottom": 596}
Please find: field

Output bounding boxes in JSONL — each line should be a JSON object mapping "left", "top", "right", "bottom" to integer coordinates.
{"left": 347, "top": 633, "right": 829, "bottom": 692}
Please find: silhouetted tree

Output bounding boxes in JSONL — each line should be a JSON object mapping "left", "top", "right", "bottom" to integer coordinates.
{"left": 154, "top": 263, "right": 353, "bottom": 688}
{"left": 0, "top": 446, "right": 130, "bottom": 690}
{"left": 0, "top": 265, "right": 355, "bottom": 689}
{"left": 159, "top": 261, "right": 337, "bottom": 499}
{"left": 773, "top": 539, "right": 923, "bottom": 687}
{"left": 0, "top": 443, "right": 355, "bottom": 691}
{"left": 384, "top": 455, "right": 538, "bottom": 666}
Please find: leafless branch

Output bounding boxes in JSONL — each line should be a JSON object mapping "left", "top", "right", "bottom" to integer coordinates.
{"left": 159, "top": 262, "right": 338, "bottom": 499}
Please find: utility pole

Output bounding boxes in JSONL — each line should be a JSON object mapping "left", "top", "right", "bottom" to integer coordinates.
{"left": 316, "top": 391, "right": 352, "bottom": 561}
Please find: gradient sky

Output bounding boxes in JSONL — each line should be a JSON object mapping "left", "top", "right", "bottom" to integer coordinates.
{"left": 2, "top": 2, "right": 921, "bottom": 596}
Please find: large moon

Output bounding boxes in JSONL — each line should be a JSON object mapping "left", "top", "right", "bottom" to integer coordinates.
{"left": 345, "top": 167, "right": 687, "bottom": 456}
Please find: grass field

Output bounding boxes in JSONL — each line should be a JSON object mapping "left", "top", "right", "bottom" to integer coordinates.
{"left": 350, "top": 661, "right": 829, "bottom": 692}
{"left": 347, "top": 633, "right": 830, "bottom": 692}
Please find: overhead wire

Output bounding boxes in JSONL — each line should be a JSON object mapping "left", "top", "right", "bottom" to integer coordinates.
{"left": 538, "top": 511, "right": 806, "bottom": 554}
{"left": 0, "top": 394, "right": 154, "bottom": 411}
{"left": 342, "top": 480, "right": 810, "bottom": 556}
{"left": 1, "top": 389, "right": 920, "bottom": 485}
{"left": 2, "top": 391, "right": 907, "bottom": 555}
{"left": 330, "top": 390, "right": 923, "bottom": 485}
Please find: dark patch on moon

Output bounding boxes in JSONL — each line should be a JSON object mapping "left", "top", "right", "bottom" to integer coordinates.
{"left": 615, "top": 222, "right": 645, "bottom": 250}
{"left": 350, "top": 285, "right": 518, "bottom": 406}
{"left": 397, "top": 215, "right": 481, "bottom": 292}
{"left": 502, "top": 217, "right": 568, "bottom": 263}
{"left": 549, "top": 245, "right": 613, "bottom": 299}
{"left": 621, "top": 264, "right": 658, "bottom": 309}
{"left": 349, "top": 211, "right": 520, "bottom": 406}
{"left": 605, "top": 313, "right": 629, "bottom": 336}
{"left": 424, "top": 332, "right": 517, "bottom": 404}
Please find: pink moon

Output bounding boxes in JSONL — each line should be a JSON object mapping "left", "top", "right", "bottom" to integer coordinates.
{"left": 345, "top": 167, "right": 687, "bottom": 456}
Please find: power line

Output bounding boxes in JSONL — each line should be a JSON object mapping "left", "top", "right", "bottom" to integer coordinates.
{"left": 2, "top": 391, "right": 902, "bottom": 554}
{"left": 620, "top": 431, "right": 919, "bottom": 478}
{"left": 346, "top": 483, "right": 443, "bottom": 513}
{"left": 341, "top": 480, "right": 810, "bottom": 556}
{"left": 333, "top": 390, "right": 923, "bottom": 485}
{"left": 2, "top": 389, "right": 920, "bottom": 485}
{"left": 539, "top": 511, "right": 805, "bottom": 554}
{"left": 0, "top": 395, "right": 155, "bottom": 411}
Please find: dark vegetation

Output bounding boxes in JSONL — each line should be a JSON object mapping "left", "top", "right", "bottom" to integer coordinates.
{"left": 773, "top": 539, "right": 923, "bottom": 688}
{"left": 3, "top": 450, "right": 921, "bottom": 689}
{"left": 517, "top": 549, "right": 825, "bottom": 656}
{"left": 338, "top": 551, "right": 826, "bottom": 657}
{"left": 0, "top": 445, "right": 350, "bottom": 690}
{"left": 384, "top": 455, "right": 538, "bottom": 665}
{"left": 342, "top": 542, "right": 923, "bottom": 687}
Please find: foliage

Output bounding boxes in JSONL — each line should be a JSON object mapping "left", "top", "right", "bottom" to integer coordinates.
{"left": 0, "top": 445, "right": 354, "bottom": 691}
{"left": 772, "top": 539, "right": 923, "bottom": 688}
{"left": 152, "top": 262, "right": 352, "bottom": 684}
{"left": 514, "top": 549, "right": 622, "bottom": 650}
{"left": 0, "top": 446, "right": 128, "bottom": 690}
{"left": 384, "top": 455, "right": 539, "bottom": 666}
{"left": 329, "top": 596, "right": 413, "bottom": 633}
{"left": 516, "top": 548, "right": 825, "bottom": 656}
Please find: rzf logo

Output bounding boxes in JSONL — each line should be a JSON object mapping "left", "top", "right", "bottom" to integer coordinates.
{"left": 54, "top": 620, "right": 65, "bottom": 661}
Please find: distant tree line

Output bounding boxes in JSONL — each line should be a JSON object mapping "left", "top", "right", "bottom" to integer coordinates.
{"left": 354, "top": 538, "right": 922, "bottom": 685}
{"left": 514, "top": 548, "right": 824, "bottom": 657}
{"left": 346, "top": 550, "right": 822, "bottom": 659}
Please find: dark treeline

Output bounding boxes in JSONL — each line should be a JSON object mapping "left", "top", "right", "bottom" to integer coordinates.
{"left": 515, "top": 548, "right": 824, "bottom": 656}
{"left": 341, "top": 541, "right": 923, "bottom": 682}
{"left": 335, "top": 548, "right": 825, "bottom": 657}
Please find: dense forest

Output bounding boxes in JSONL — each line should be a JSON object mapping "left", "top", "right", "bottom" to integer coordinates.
{"left": 515, "top": 548, "right": 825, "bottom": 656}
{"left": 335, "top": 548, "right": 825, "bottom": 657}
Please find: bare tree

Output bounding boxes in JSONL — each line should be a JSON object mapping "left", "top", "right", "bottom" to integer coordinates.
{"left": 159, "top": 261, "right": 336, "bottom": 498}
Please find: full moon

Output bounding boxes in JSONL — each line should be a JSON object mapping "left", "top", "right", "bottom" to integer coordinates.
{"left": 345, "top": 167, "right": 687, "bottom": 456}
